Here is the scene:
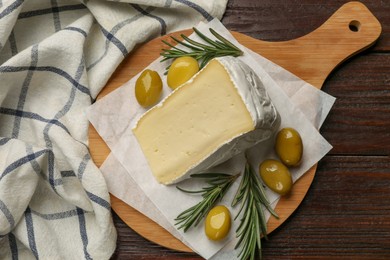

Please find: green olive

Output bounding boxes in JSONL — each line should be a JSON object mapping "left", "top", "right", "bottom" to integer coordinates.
{"left": 135, "top": 69, "right": 162, "bottom": 107}
{"left": 167, "top": 56, "right": 199, "bottom": 90}
{"left": 259, "top": 159, "right": 293, "bottom": 196}
{"left": 275, "top": 127, "right": 303, "bottom": 167}
{"left": 205, "top": 205, "right": 231, "bottom": 241}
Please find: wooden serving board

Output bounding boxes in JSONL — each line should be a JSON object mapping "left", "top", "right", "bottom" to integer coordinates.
{"left": 88, "top": 2, "right": 381, "bottom": 253}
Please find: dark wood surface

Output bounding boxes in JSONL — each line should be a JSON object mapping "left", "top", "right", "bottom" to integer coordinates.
{"left": 111, "top": 1, "right": 390, "bottom": 259}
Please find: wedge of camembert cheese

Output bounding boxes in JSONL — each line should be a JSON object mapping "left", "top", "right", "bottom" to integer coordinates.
{"left": 133, "top": 56, "right": 280, "bottom": 185}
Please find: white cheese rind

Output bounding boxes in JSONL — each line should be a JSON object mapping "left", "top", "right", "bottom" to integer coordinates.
{"left": 171, "top": 57, "right": 280, "bottom": 184}
{"left": 133, "top": 57, "right": 280, "bottom": 185}
{"left": 217, "top": 57, "right": 279, "bottom": 130}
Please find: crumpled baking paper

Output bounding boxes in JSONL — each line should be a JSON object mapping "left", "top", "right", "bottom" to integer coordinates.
{"left": 87, "top": 19, "right": 335, "bottom": 259}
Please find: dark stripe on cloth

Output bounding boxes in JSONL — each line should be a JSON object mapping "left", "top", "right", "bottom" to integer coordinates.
{"left": 51, "top": 0, "right": 61, "bottom": 31}
{"left": 8, "top": 233, "right": 19, "bottom": 260}
{"left": 0, "top": 149, "right": 48, "bottom": 181}
{"left": 0, "top": 66, "right": 91, "bottom": 96}
{"left": 77, "top": 153, "right": 89, "bottom": 179}
{"left": 25, "top": 207, "right": 39, "bottom": 259}
{"left": 53, "top": 165, "right": 78, "bottom": 187}
{"left": 77, "top": 207, "right": 92, "bottom": 260}
{"left": 32, "top": 209, "right": 80, "bottom": 220}
{"left": 63, "top": 26, "right": 87, "bottom": 38}
{"left": 47, "top": 149, "right": 56, "bottom": 190}
{"left": 77, "top": 154, "right": 87, "bottom": 180}
{"left": 87, "top": 12, "right": 145, "bottom": 71}
{"left": 0, "top": 199, "right": 15, "bottom": 229}
{"left": 18, "top": 4, "right": 86, "bottom": 19}
{"left": 0, "top": 0, "right": 23, "bottom": 19}
{"left": 0, "top": 137, "right": 11, "bottom": 145}
{"left": 86, "top": 191, "right": 110, "bottom": 210}
{"left": 8, "top": 31, "right": 18, "bottom": 56}
{"left": 43, "top": 58, "right": 85, "bottom": 192}
{"left": 100, "top": 27, "right": 128, "bottom": 57}
{"left": 0, "top": 107, "right": 70, "bottom": 134}
{"left": 174, "top": 0, "right": 213, "bottom": 21}
{"left": 61, "top": 170, "right": 76, "bottom": 177}
{"left": 12, "top": 45, "right": 38, "bottom": 138}
{"left": 25, "top": 144, "right": 63, "bottom": 189}
{"left": 131, "top": 4, "right": 167, "bottom": 35}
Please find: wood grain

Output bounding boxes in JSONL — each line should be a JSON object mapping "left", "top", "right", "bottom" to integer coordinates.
{"left": 88, "top": 30, "right": 319, "bottom": 253}
{"left": 99, "top": 1, "right": 390, "bottom": 259}
{"left": 90, "top": 2, "right": 381, "bottom": 253}
{"left": 222, "top": 0, "right": 390, "bottom": 52}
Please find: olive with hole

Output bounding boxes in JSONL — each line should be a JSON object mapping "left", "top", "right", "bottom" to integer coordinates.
{"left": 135, "top": 69, "right": 163, "bottom": 107}
{"left": 205, "top": 205, "right": 231, "bottom": 241}
{"left": 259, "top": 159, "right": 293, "bottom": 195}
{"left": 275, "top": 127, "right": 303, "bottom": 167}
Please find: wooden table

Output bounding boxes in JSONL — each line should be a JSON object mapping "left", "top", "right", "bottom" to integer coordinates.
{"left": 110, "top": 1, "right": 390, "bottom": 259}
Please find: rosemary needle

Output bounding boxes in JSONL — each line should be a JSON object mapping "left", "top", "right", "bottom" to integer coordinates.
{"left": 161, "top": 27, "right": 243, "bottom": 73}
{"left": 232, "top": 161, "right": 279, "bottom": 260}
{"left": 175, "top": 173, "right": 240, "bottom": 232}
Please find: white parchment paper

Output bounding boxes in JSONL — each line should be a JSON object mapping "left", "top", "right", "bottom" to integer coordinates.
{"left": 87, "top": 19, "right": 335, "bottom": 259}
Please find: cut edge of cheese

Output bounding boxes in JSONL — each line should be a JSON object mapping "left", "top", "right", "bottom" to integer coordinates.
{"left": 133, "top": 57, "right": 280, "bottom": 185}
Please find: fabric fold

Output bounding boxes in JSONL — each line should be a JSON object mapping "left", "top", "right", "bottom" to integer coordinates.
{"left": 0, "top": 0, "right": 228, "bottom": 259}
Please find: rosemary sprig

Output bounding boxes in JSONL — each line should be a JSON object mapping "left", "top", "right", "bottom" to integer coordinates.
{"left": 175, "top": 173, "right": 240, "bottom": 232}
{"left": 161, "top": 27, "right": 243, "bottom": 72}
{"left": 232, "top": 161, "right": 279, "bottom": 260}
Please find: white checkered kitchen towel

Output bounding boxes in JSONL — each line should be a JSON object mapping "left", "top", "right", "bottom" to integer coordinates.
{"left": 0, "top": 0, "right": 228, "bottom": 259}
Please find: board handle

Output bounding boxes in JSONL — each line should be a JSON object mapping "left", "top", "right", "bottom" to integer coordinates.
{"left": 256, "top": 1, "right": 382, "bottom": 89}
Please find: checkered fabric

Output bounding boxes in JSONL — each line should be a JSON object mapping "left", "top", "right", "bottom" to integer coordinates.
{"left": 0, "top": 0, "right": 227, "bottom": 259}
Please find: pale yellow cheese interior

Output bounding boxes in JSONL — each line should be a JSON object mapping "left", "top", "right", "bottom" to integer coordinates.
{"left": 133, "top": 59, "right": 255, "bottom": 184}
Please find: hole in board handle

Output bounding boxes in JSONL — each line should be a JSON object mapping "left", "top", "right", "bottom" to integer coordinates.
{"left": 349, "top": 20, "right": 361, "bottom": 32}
